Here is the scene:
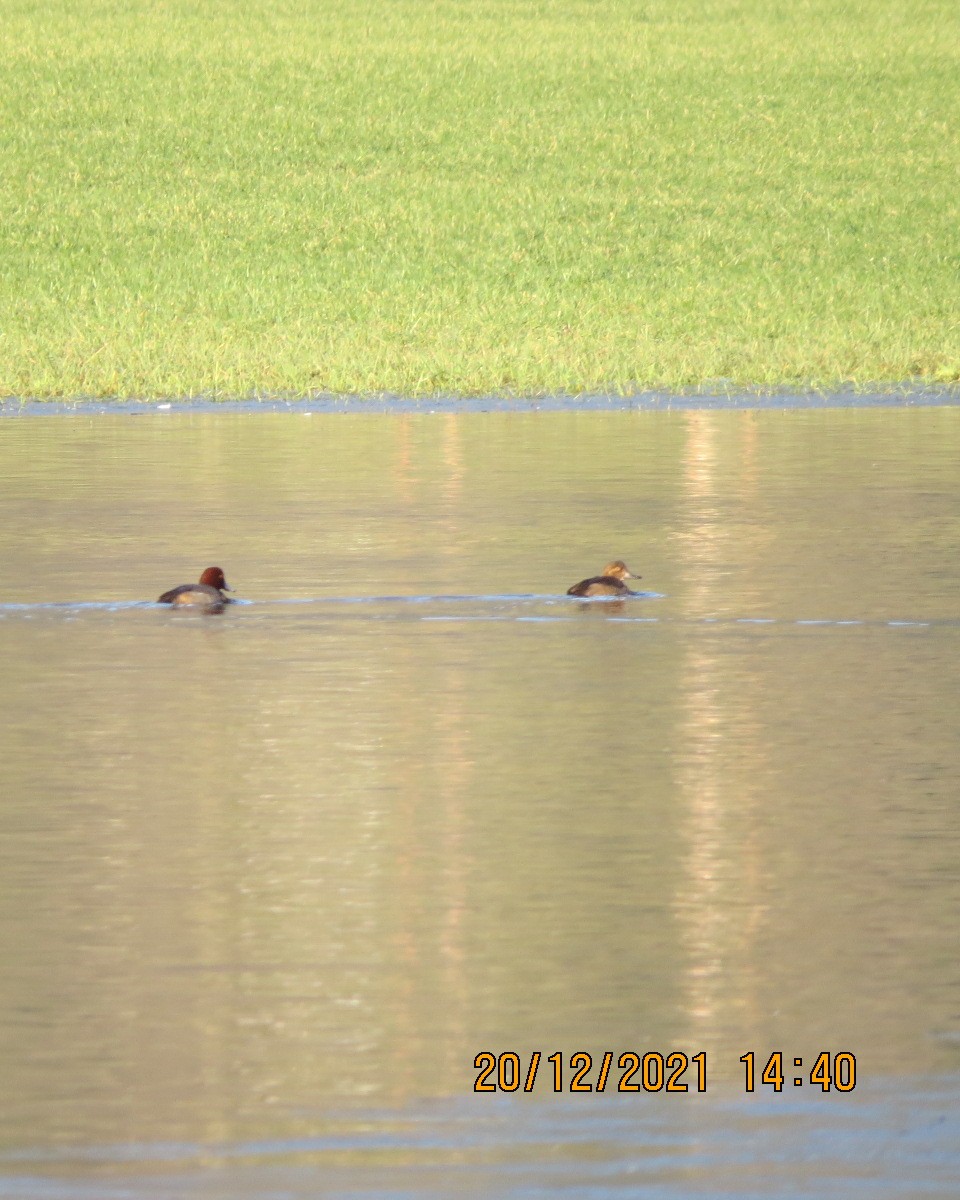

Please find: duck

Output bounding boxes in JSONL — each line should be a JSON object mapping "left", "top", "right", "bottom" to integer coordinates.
{"left": 567, "top": 560, "right": 640, "bottom": 598}
{"left": 158, "top": 566, "right": 233, "bottom": 611}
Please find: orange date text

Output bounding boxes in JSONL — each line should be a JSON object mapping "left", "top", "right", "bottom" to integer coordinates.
{"left": 473, "top": 1051, "right": 707, "bottom": 1094}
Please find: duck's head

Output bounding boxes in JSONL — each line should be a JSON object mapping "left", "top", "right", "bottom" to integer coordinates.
{"left": 199, "top": 566, "right": 231, "bottom": 591}
{"left": 601, "top": 560, "right": 638, "bottom": 581}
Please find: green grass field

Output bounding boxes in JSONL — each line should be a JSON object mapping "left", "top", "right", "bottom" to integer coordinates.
{"left": 1, "top": 0, "right": 957, "bottom": 397}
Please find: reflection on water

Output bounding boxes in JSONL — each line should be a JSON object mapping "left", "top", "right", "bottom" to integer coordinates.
{"left": 0, "top": 408, "right": 958, "bottom": 1196}
{"left": 673, "top": 412, "right": 776, "bottom": 1060}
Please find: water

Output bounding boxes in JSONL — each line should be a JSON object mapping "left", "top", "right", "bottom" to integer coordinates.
{"left": 0, "top": 406, "right": 958, "bottom": 1197}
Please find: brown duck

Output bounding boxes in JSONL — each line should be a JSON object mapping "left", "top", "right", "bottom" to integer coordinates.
{"left": 158, "top": 566, "right": 233, "bottom": 611}
{"left": 566, "top": 560, "right": 640, "bottom": 598}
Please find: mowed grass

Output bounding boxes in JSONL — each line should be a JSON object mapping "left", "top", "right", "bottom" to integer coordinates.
{"left": 1, "top": 0, "right": 958, "bottom": 397}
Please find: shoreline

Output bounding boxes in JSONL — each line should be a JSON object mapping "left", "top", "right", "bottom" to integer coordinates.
{"left": 2, "top": 385, "right": 958, "bottom": 418}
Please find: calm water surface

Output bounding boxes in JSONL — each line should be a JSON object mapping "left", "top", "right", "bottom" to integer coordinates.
{"left": 0, "top": 408, "right": 958, "bottom": 1198}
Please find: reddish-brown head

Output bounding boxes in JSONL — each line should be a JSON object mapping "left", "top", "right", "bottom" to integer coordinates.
{"left": 601, "top": 560, "right": 638, "bottom": 581}
{"left": 198, "top": 566, "right": 230, "bottom": 591}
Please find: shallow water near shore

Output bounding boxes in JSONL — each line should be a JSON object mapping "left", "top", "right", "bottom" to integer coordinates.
{"left": 1, "top": 405, "right": 958, "bottom": 1197}
{"left": 1, "top": 383, "right": 957, "bottom": 418}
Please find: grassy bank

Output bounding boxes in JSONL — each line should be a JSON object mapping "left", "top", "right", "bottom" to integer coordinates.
{"left": 1, "top": 0, "right": 957, "bottom": 397}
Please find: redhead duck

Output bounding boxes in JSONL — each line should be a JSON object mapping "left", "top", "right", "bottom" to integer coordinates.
{"left": 158, "top": 567, "right": 233, "bottom": 610}
{"left": 567, "top": 560, "right": 640, "bottom": 597}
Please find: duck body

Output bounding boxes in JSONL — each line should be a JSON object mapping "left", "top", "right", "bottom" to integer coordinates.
{"left": 567, "top": 560, "right": 640, "bottom": 598}
{"left": 159, "top": 567, "right": 232, "bottom": 611}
